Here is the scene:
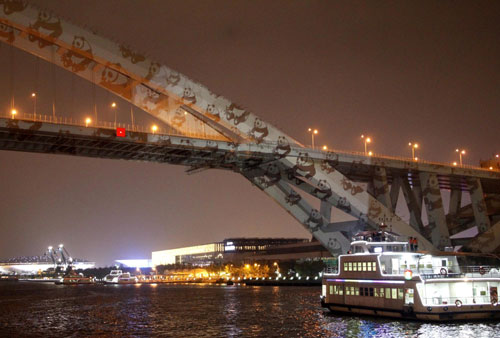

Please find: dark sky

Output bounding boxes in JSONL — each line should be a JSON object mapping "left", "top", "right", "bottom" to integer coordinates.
{"left": 1, "top": 0, "right": 499, "bottom": 266}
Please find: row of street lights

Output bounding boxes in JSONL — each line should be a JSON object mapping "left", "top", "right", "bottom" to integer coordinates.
{"left": 9, "top": 95, "right": 161, "bottom": 135}
{"left": 307, "top": 128, "right": 481, "bottom": 167}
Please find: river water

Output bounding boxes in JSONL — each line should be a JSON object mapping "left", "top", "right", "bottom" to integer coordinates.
{"left": 0, "top": 283, "right": 498, "bottom": 337}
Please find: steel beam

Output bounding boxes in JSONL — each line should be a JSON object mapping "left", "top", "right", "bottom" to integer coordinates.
{"left": 467, "top": 178, "right": 491, "bottom": 234}
{"left": 419, "top": 172, "right": 451, "bottom": 248}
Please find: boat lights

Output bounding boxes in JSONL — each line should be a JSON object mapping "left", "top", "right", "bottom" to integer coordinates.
{"left": 404, "top": 269, "right": 413, "bottom": 280}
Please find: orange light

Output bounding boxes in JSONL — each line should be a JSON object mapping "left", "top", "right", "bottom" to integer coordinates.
{"left": 489, "top": 166, "right": 494, "bottom": 170}
{"left": 368, "top": 151, "right": 373, "bottom": 156}
{"left": 10, "top": 109, "right": 17, "bottom": 117}
{"left": 111, "top": 102, "right": 117, "bottom": 108}
{"left": 31, "top": 93, "right": 36, "bottom": 97}
{"left": 85, "top": 117, "right": 91, "bottom": 127}
{"left": 151, "top": 125, "right": 158, "bottom": 133}
{"left": 322, "top": 145, "right": 327, "bottom": 150}
{"left": 313, "top": 129, "right": 318, "bottom": 135}
{"left": 404, "top": 269, "right": 413, "bottom": 280}
{"left": 453, "top": 162, "right": 458, "bottom": 166}
{"left": 366, "top": 137, "right": 371, "bottom": 143}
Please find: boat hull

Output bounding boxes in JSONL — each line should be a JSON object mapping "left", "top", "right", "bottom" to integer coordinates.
{"left": 322, "top": 300, "right": 500, "bottom": 321}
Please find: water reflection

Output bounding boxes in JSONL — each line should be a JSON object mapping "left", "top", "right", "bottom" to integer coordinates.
{"left": 0, "top": 283, "right": 499, "bottom": 337}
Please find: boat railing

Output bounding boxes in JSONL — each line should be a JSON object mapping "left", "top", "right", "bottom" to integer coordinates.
{"left": 421, "top": 295, "right": 497, "bottom": 307}
{"left": 419, "top": 265, "right": 500, "bottom": 279}
{"left": 323, "top": 266, "right": 338, "bottom": 274}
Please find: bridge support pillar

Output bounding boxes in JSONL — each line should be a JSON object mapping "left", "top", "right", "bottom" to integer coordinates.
{"left": 419, "top": 172, "right": 451, "bottom": 249}
{"left": 373, "top": 166, "right": 392, "bottom": 211}
{"left": 467, "top": 178, "right": 491, "bottom": 234}
{"left": 400, "top": 176, "right": 425, "bottom": 234}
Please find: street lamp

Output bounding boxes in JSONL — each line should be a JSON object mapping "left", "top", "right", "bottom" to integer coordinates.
{"left": 308, "top": 128, "right": 318, "bottom": 149}
{"left": 10, "top": 108, "right": 17, "bottom": 118}
{"left": 85, "top": 117, "right": 92, "bottom": 127}
{"left": 152, "top": 125, "right": 158, "bottom": 134}
{"left": 361, "top": 134, "right": 371, "bottom": 154}
{"left": 31, "top": 92, "right": 37, "bottom": 119}
{"left": 408, "top": 142, "right": 419, "bottom": 160}
{"left": 455, "top": 149, "right": 466, "bottom": 166}
{"left": 322, "top": 145, "right": 328, "bottom": 151}
{"left": 111, "top": 102, "right": 117, "bottom": 127}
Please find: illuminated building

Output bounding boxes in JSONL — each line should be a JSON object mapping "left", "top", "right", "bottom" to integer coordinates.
{"left": 152, "top": 237, "right": 330, "bottom": 267}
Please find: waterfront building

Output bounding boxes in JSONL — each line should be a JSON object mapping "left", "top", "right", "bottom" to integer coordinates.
{"left": 152, "top": 237, "right": 330, "bottom": 267}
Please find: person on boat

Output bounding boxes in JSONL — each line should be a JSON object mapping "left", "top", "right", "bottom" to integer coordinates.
{"left": 409, "top": 237, "right": 414, "bottom": 251}
{"left": 414, "top": 237, "right": 418, "bottom": 251}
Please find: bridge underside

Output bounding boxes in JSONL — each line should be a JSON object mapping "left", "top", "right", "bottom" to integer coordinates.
{"left": 2, "top": 117, "right": 499, "bottom": 255}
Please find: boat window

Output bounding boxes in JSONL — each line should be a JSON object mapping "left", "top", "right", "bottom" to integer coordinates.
{"left": 369, "top": 288, "right": 374, "bottom": 297}
{"left": 353, "top": 263, "right": 357, "bottom": 272}
{"left": 362, "top": 262, "right": 367, "bottom": 271}
{"left": 372, "top": 262, "right": 377, "bottom": 271}
{"left": 398, "top": 288, "right": 404, "bottom": 300}
{"left": 380, "top": 288, "right": 385, "bottom": 298}
{"left": 334, "top": 285, "right": 343, "bottom": 295}
{"left": 355, "top": 287, "right": 360, "bottom": 296}
{"left": 348, "top": 262, "right": 352, "bottom": 271}
{"left": 360, "top": 287, "right": 364, "bottom": 296}
{"left": 375, "top": 288, "right": 379, "bottom": 297}
{"left": 346, "top": 286, "right": 351, "bottom": 296}
{"left": 385, "top": 288, "right": 391, "bottom": 299}
{"left": 391, "top": 288, "right": 398, "bottom": 299}
{"left": 330, "top": 285, "right": 333, "bottom": 295}
{"left": 343, "top": 262, "right": 348, "bottom": 271}
{"left": 441, "top": 259, "right": 446, "bottom": 267}
{"left": 367, "top": 262, "right": 372, "bottom": 272}
{"left": 357, "top": 262, "right": 362, "bottom": 271}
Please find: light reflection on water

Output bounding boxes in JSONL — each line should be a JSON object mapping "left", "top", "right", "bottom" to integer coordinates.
{"left": 0, "top": 283, "right": 498, "bottom": 337}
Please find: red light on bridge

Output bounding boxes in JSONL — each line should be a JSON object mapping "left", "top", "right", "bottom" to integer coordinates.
{"left": 116, "top": 127, "right": 126, "bottom": 137}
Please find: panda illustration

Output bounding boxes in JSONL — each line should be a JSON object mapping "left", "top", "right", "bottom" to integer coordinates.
{"left": 100, "top": 63, "right": 131, "bottom": 99}
{"left": 165, "top": 71, "right": 180, "bottom": 86}
{"left": 304, "top": 209, "right": 323, "bottom": 232}
{"left": 28, "top": 10, "right": 62, "bottom": 48}
{"left": 273, "top": 136, "right": 291, "bottom": 159}
{"left": 61, "top": 36, "right": 93, "bottom": 73}
{"left": 320, "top": 151, "right": 339, "bottom": 173}
{"left": 249, "top": 118, "right": 269, "bottom": 144}
{"left": 171, "top": 108, "right": 186, "bottom": 128}
{"left": 224, "top": 104, "right": 250, "bottom": 125}
{"left": 367, "top": 199, "right": 383, "bottom": 218}
{"left": 336, "top": 197, "right": 351, "bottom": 213}
{"left": 2, "top": 0, "right": 27, "bottom": 15}
{"left": 285, "top": 190, "right": 301, "bottom": 206}
{"left": 205, "top": 104, "right": 221, "bottom": 122}
{"left": 182, "top": 87, "right": 196, "bottom": 104}
{"left": 292, "top": 152, "right": 316, "bottom": 179}
{"left": 119, "top": 45, "right": 145, "bottom": 64}
{"left": 261, "top": 163, "right": 281, "bottom": 188}
{"left": 313, "top": 179, "right": 332, "bottom": 201}
{"left": 145, "top": 62, "right": 160, "bottom": 81}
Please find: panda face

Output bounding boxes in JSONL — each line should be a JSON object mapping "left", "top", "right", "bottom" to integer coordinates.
{"left": 254, "top": 118, "right": 265, "bottom": 129}
{"left": 183, "top": 87, "right": 193, "bottom": 97}
{"left": 267, "top": 163, "right": 279, "bottom": 175}
{"left": 318, "top": 180, "right": 330, "bottom": 191}
{"left": 207, "top": 104, "right": 215, "bottom": 114}
{"left": 73, "top": 36, "right": 90, "bottom": 51}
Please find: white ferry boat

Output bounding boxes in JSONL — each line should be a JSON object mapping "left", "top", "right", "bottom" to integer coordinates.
{"left": 103, "top": 270, "right": 138, "bottom": 284}
{"left": 321, "top": 233, "right": 500, "bottom": 321}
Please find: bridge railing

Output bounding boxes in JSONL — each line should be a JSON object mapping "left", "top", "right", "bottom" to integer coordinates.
{"left": 0, "top": 111, "right": 219, "bottom": 140}
{"left": 1, "top": 111, "right": 498, "bottom": 173}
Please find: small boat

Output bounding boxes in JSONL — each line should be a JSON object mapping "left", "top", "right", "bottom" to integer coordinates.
{"left": 321, "top": 232, "right": 500, "bottom": 321}
{"left": 55, "top": 273, "right": 93, "bottom": 285}
{"left": 103, "top": 270, "right": 138, "bottom": 284}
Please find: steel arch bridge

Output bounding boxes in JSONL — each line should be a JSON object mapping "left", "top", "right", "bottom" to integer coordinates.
{"left": 1, "top": 2, "right": 499, "bottom": 254}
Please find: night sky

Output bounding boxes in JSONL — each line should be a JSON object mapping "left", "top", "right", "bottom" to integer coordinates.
{"left": 0, "top": 1, "right": 499, "bottom": 266}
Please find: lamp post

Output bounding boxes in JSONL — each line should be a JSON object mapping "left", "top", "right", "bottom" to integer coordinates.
{"left": 152, "top": 125, "right": 158, "bottom": 134}
{"left": 456, "top": 149, "right": 466, "bottom": 166}
{"left": 111, "top": 102, "right": 117, "bottom": 127}
{"left": 85, "top": 117, "right": 91, "bottom": 127}
{"left": 308, "top": 128, "right": 318, "bottom": 149}
{"left": 408, "top": 142, "right": 419, "bottom": 160}
{"left": 11, "top": 108, "right": 17, "bottom": 119}
{"left": 361, "top": 134, "right": 371, "bottom": 154}
{"left": 31, "top": 92, "right": 36, "bottom": 120}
